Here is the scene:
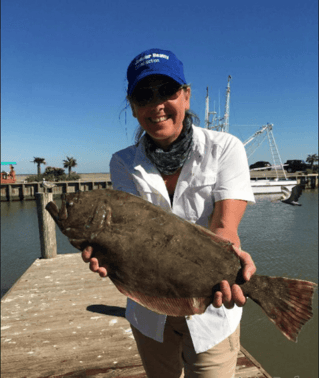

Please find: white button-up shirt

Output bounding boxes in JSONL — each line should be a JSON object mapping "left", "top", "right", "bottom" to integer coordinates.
{"left": 110, "top": 125, "right": 255, "bottom": 354}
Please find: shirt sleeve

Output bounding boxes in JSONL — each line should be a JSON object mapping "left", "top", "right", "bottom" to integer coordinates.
{"left": 109, "top": 153, "right": 140, "bottom": 196}
{"left": 213, "top": 135, "right": 255, "bottom": 204}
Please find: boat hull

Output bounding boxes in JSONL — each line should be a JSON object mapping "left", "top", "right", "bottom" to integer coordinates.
{"left": 251, "top": 179, "right": 298, "bottom": 194}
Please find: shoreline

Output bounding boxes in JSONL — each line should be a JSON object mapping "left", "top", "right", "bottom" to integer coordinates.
{"left": 14, "top": 173, "right": 111, "bottom": 183}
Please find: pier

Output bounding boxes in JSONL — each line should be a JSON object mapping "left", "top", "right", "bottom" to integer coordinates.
{"left": 250, "top": 171, "right": 318, "bottom": 189}
{"left": 0, "top": 180, "right": 113, "bottom": 202}
{"left": 0, "top": 172, "right": 318, "bottom": 201}
{"left": 1, "top": 253, "right": 272, "bottom": 378}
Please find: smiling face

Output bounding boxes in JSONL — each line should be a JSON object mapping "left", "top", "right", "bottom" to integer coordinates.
{"left": 130, "top": 75, "right": 191, "bottom": 150}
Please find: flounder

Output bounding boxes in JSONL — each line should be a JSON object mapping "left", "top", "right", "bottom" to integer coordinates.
{"left": 46, "top": 189, "right": 316, "bottom": 342}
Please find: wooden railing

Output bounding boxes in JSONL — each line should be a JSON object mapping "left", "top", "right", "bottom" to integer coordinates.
{"left": 1, "top": 174, "right": 317, "bottom": 202}
{"left": 0, "top": 180, "right": 112, "bottom": 201}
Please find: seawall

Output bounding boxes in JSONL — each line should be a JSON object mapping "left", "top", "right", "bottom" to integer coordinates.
{"left": 1, "top": 173, "right": 317, "bottom": 201}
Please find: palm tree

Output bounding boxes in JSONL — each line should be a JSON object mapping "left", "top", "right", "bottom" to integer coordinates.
{"left": 63, "top": 156, "right": 77, "bottom": 176}
{"left": 306, "top": 154, "right": 318, "bottom": 170}
{"left": 31, "top": 157, "right": 46, "bottom": 177}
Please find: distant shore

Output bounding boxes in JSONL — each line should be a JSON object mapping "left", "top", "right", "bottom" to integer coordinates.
{"left": 15, "top": 173, "right": 111, "bottom": 183}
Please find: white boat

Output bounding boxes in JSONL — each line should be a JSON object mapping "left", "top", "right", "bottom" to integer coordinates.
{"left": 205, "top": 77, "right": 298, "bottom": 195}
{"left": 250, "top": 178, "right": 297, "bottom": 194}
{"left": 244, "top": 125, "right": 298, "bottom": 194}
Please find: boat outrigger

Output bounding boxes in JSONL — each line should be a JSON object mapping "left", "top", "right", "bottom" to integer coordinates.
{"left": 205, "top": 77, "right": 298, "bottom": 194}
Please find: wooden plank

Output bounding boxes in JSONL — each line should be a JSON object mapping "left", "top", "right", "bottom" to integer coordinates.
{"left": 238, "top": 346, "right": 273, "bottom": 378}
{"left": 1, "top": 254, "right": 142, "bottom": 378}
{"left": 1, "top": 253, "right": 271, "bottom": 378}
{"left": 1, "top": 181, "right": 114, "bottom": 201}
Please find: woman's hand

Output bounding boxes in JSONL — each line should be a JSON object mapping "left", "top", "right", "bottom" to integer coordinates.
{"left": 213, "top": 246, "right": 256, "bottom": 309}
{"left": 82, "top": 246, "right": 108, "bottom": 278}
{"left": 209, "top": 199, "right": 256, "bottom": 309}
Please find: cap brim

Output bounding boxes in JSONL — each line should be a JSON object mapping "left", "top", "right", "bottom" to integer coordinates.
{"left": 128, "top": 71, "right": 185, "bottom": 96}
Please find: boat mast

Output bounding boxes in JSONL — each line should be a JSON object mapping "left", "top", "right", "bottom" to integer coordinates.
{"left": 205, "top": 87, "right": 209, "bottom": 129}
{"left": 205, "top": 87, "right": 217, "bottom": 129}
{"left": 205, "top": 75, "right": 231, "bottom": 132}
{"left": 223, "top": 75, "right": 232, "bottom": 133}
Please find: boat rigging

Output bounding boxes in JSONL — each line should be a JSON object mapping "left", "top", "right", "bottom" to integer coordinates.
{"left": 243, "top": 123, "right": 288, "bottom": 180}
{"left": 204, "top": 76, "right": 297, "bottom": 194}
{"left": 205, "top": 75, "right": 231, "bottom": 133}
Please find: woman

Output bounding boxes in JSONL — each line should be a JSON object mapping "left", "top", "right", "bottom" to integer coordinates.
{"left": 82, "top": 48, "right": 256, "bottom": 378}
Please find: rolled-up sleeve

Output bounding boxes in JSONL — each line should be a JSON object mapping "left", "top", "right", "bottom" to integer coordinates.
{"left": 213, "top": 136, "right": 255, "bottom": 204}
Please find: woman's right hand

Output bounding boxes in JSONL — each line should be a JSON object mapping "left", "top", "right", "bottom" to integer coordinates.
{"left": 82, "top": 246, "right": 108, "bottom": 278}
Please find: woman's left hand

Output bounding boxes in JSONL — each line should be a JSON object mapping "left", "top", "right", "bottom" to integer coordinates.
{"left": 212, "top": 246, "right": 256, "bottom": 309}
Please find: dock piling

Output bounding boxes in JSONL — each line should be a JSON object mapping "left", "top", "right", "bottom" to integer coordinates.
{"left": 36, "top": 192, "right": 57, "bottom": 259}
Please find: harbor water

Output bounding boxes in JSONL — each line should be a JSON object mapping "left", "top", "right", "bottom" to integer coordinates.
{"left": 1, "top": 189, "right": 318, "bottom": 377}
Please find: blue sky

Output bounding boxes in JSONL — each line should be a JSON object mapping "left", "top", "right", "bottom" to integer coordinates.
{"left": 2, "top": 0, "right": 318, "bottom": 174}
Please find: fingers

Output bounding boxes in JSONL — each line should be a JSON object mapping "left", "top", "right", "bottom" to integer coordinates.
{"left": 213, "top": 281, "right": 247, "bottom": 309}
{"left": 89, "top": 258, "right": 108, "bottom": 277}
{"left": 231, "top": 284, "right": 246, "bottom": 307}
{"left": 82, "top": 246, "right": 93, "bottom": 262}
{"left": 220, "top": 280, "right": 233, "bottom": 309}
{"left": 233, "top": 246, "right": 256, "bottom": 281}
{"left": 89, "top": 257, "right": 100, "bottom": 272}
{"left": 213, "top": 281, "right": 233, "bottom": 309}
{"left": 213, "top": 291, "right": 223, "bottom": 308}
{"left": 82, "top": 247, "right": 108, "bottom": 278}
{"left": 240, "top": 251, "right": 256, "bottom": 281}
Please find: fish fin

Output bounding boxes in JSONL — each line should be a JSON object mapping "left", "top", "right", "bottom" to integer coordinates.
{"left": 112, "top": 281, "right": 211, "bottom": 316}
{"left": 244, "top": 275, "right": 317, "bottom": 342}
{"left": 195, "top": 224, "right": 233, "bottom": 247}
{"left": 45, "top": 201, "right": 59, "bottom": 223}
{"left": 195, "top": 225, "right": 240, "bottom": 262}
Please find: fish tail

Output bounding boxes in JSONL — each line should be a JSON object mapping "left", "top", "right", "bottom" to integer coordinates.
{"left": 243, "top": 275, "right": 317, "bottom": 342}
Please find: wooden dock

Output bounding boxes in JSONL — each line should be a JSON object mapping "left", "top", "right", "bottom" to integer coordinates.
{"left": 1, "top": 172, "right": 318, "bottom": 201}
{"left": 0, "top": 180, "right": 112, "bottom": 202}
{"left": 250, "top": 171, "right": 318, "bottom": 189}
{"left": 1, "top": 253, "right": 272, "bottom": 378}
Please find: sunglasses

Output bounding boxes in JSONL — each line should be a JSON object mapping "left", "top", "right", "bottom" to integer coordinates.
{"left": 131, "top": 81, "right": 183, "bottom": 106}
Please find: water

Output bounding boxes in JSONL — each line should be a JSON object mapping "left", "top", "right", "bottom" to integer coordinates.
{"left": 238, "top": 190, "right": 318, "bottom": 378}
{"left": 1, "top": 198, "right": 76, "bottom": 297}
{"left": 1, "top": 190, "right": 318, "bottom": 377}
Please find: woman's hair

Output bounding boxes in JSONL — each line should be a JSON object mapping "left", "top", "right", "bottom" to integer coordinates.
{"left": 126, "top": 84, "right": 200, "bottom": 146}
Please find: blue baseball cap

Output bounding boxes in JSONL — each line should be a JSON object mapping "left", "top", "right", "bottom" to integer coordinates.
{"left": 127, "top": 48, "right": 187, "bottom": 96}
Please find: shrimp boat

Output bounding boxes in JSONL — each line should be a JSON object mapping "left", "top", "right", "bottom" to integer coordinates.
{"left": 205, "top": 77, "right": 298, "bottom": 195}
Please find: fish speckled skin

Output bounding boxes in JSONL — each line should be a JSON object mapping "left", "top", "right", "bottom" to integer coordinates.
{"left": 46, "top": 189, "right": 316, "bottom": 342}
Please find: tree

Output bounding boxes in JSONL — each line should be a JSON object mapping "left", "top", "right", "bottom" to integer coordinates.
{"left": 306, "top": 154, "right": 318, "bottom": 170}
{"left": 63, "top": 156, "right": 77, "bottom": 176}
{"left": 31, "top": 157, "right": 46, "bottom": 177}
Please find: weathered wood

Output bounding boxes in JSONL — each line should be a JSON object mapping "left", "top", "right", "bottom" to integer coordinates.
{"left": 1, "top": 254, "right": 272, "bottom": 378}
{"left": 238, "top": 347, "right": 273, "bottom": 378}
{"left": 1, "top": 174, "right": 317, "bottom": 202}
{"left": 21, "top": 184, "right": 25, "bottom": 200}
{"left": 1, "top": 181, "right": 113, "bottom": 201}
{"left": 8, "top": 184, "right": 12, "bottom": 201}
{"left": 35, "top": 193, "right": 57, "bottom": 259}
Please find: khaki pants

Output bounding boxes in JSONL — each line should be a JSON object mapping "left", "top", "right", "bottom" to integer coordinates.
{"left": 131, "top": 316, "right": 240, "bottom": 378}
